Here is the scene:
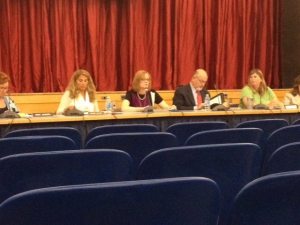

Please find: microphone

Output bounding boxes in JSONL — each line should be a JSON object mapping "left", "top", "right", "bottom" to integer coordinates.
{"left": 8, "top": 97, "right": 19, "bottom": 112}
{"left": 213, "top": 83, "right": 226, "bottom": 102}
{"left": 210, "top": 83, "right": 229, "bottom": 111}
{"left": 0, "top": 96, "right": 20, "bottom": 118}
{"left": 143, "top": 89, "right": 154, "bottom": 112}
{"left": 63, "top": 98, "right": 84, "bottom": 116}
{"left": 213, "top": 83, "right": 219, "bottom": 94}
{"left": 3, "top": 97, "right": 11, "bottom": 111}
{"left": 147, "top": 89, "right": 156, "bottom": 107}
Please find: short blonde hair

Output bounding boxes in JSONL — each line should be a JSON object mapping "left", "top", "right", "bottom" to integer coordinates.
{"left": 131, "top": 70, "right": 152, "bottom": 92}
{"left": 67, "top": 69, "right": 96, "bottom": 102}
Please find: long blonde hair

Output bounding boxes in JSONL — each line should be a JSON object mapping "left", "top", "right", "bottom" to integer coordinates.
{"left": 248, "top": 68, "right": 267, "bottom": 96}
{"left": 66, "top": 69, "right": 96, "bottom": 102}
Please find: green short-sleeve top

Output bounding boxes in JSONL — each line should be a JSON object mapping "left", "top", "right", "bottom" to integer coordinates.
{"left": 240, "top": 85, "right": 276, "bottom": 108}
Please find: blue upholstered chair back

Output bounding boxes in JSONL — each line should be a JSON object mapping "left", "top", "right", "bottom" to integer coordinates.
{"left": 137, "top": 143, "right": 262, "bottom": 225}
{"left": 264, "top": 142, "right": 300, "bottom": 175}
{"left": 292, "top": 119, "right": 300, "bottom": 125}
{"left": 166, "top": 121, "right": 229, "bottom": 145}
{"left": 0, "top": 135, "right": 77, "bottom": 159}
{"left": 85, "top": 124, "right": 159, "bottom": 144}
{"left": 229, "top": 171, "right": 300, "bottom": 225}
{"left": 4, "top": 127, "right": 82, "bottom": 149}
{"left": 265, "top": 124, "right": 300, "bottom": 162}
{"left": 236, "top": 119, "right": 288, "bottom": 147}
{"left": 85, "top": 132, "right": 178, "bottom": 173}
{"left": 0, "top": 177, "right": 221, "bottom": 225}
{"left": 184, "top": 128, "right": 263, "bottom": 147}
{"left": 0, "top": 149, "right": 133, "bottom": 203}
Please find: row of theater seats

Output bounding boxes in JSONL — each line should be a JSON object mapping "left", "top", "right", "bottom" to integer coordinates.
{"left": 4, "top": 118, "right": 300, "bottom": 147}
{"left": 0, "top": 146, "right": 299, "bottom": 223}
{"left": 0, "top": 143, "right": 260, "bottom": 225}
{"left": 1, "top": 170, "right": 300, "bottom": 225}
{"left": 2, "top": 119, "right": 300, "bottom": 167}
{"left": 1, "top": 120, "right": 300, "bottom": 224}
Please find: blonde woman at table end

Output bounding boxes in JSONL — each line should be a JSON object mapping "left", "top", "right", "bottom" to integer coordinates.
{"left": 240, "top": 68, "right": 283, "bottom": 109}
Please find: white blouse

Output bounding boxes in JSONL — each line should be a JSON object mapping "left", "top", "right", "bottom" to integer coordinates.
{"left": 56, "top": 91, "right": 99, "bottom": 114}
{"left": 284, "top": 92, "right": 300, "bottom": 106}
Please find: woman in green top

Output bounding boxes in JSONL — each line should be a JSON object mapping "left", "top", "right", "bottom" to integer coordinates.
{"left": 240, "top": 68, "right": 283, "bottom": 109}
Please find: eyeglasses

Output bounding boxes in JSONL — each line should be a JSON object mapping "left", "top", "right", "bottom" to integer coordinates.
{"left": 193, "top": 75, "right": 207, "bottom": 84}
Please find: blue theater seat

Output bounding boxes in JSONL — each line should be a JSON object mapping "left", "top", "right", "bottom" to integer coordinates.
{"left": 166, "top": 121, "right": 229, "bottom": 145}
{"left": 0, "top": 149, "right": 133, "bottom": 203}
{"left": 85, "top": 124, "right": 159, "bottom": 144}
{"left": 0, "top": 135, "right": 77, "bottom": 159}
{"left": 4, "top": 127, "right": 82, "bottom": 149}
{"left": 264, "top": 142, "right": 300, "bottom": 175}
{"left": 0, "top": 177, "right": 220, "bottom": 225}
{"left": 236, "top": 119, "right": 288, "bottom": 147}
{"left": 229, "top": 171, "right": 300, "bottom": 225}
{"left": 85, "top": 132, "right": 178, "bottom": 173}
{"left": 265, "top": 124, "right": 300, "bottom": 162}
{"left": 185, "top": 128, "right": 263, "bottom": 147}
{"left": 137, "top": 143, "right": 262, "bottom": 225}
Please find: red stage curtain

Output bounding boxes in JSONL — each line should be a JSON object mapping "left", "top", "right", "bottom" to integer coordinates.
{"left": 0, "top": 0, "right": 281, "bottom": 92}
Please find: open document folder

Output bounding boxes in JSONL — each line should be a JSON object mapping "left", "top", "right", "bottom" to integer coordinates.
{"left": 210, "top": 93, "right": 225, "bottom": 105}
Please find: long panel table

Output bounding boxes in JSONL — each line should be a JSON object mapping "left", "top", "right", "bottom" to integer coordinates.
{"left": 0, "top": 109, "right": 299, "bottom": 140}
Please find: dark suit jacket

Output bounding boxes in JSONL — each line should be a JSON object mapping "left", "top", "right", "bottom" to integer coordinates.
{"left": 172, "top": 84, "right": 209, "bottom": 110}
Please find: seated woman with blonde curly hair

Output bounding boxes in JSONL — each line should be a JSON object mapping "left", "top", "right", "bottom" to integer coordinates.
{"left": 57, "top": 69, "right": 99, "bottom": 114}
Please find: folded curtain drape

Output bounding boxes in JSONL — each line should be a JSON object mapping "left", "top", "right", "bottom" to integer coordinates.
{"left": 0, "top": 0, "right": 281, "bottom": 92}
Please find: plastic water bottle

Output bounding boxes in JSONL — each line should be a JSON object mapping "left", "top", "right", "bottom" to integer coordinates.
{"left": 105, "top": 96, "right": 112, "bottom": 111}
{"left": 223, "top": 94, "right": 229, "bottom": 104}
{"left": 204, "top": 94, "right": 210, "bottom": 111}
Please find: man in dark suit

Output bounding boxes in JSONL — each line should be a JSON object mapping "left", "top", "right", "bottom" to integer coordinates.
{"left": 173, "top": 69, "right": 209, "bottom": 110}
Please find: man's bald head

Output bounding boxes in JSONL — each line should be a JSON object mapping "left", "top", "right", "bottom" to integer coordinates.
{"left": 191, "top": 69, "right": 208, "bottom": 90}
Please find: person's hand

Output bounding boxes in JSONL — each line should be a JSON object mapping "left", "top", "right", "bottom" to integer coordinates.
{"left": 63, "top": 106, "right": 75, "bottom": 114}
{"left": 197, "top": 103, "right": 205, "bottom": 110}
{"left": 143, "top": 105, "right": 154, "bottom": 112}
{"left": 168, "top": 105, "right": 177, "bottom": 111}
{"left": 269, "top": 104, "right": 282, "bottom": 110}
{"left": 268, "top": 100, "right": 284, "bottom": 110}
{"left": 222, "top": 101, "right": 230, "bottom": 108}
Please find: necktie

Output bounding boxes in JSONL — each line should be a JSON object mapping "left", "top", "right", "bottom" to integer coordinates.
{"left": 196, "top": 91, "right": 202, "bottom": 106}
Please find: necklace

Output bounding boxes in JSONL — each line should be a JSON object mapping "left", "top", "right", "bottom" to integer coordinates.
{"left": 136, "top": 93, "right": 147, "bottom": 100}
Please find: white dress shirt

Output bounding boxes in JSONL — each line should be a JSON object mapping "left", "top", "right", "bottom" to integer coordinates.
{"left": 56, "top": 90, "right": 99, "bottom": 114}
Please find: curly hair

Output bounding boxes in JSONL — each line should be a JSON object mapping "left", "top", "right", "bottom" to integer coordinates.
{"left": 66, "top": 69, "right": 96, "bottom": 102}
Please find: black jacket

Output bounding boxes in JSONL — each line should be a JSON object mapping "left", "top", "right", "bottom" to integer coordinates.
{"left": 172, "top": 84, "right": 209, "bottom": 110}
